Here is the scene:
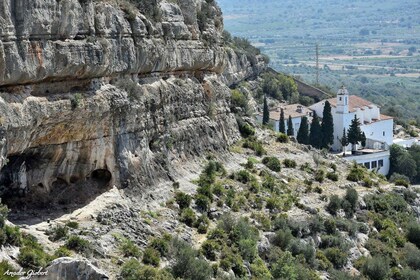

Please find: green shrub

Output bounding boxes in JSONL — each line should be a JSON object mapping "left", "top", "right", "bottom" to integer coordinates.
{"left": 194, "top": 215, "right": 210, "bottom": 234}
{"left": 65, "top": 221, "right": 79, "bottom": 229}
{"left": 288, "top": 240, "right": 315, "bottom": 265}
{"left": 399, "top": 268, "right": 420, "bottom": 280}
{"left": 175, "top": 192, "right": 192, "bottom": 209}
{"left": 53, "top": 246, "right": 72, "bottom": 258}
{"left": 309, "top": 215, "right": 325, "bottom": 234}
{"left": 262, "top": 157, "right": 281, "bottom": 172}
{"left": 407, "top": 222, "right": 420, "bottom": 248}
{"left": 238, "top": 122, "right": 255, "bottom": 138}
{"left": 149, "top": 235, "right": 171, "bottom": 257}
{"left": 319, "top": 235, "right": 348, "bottom": 250}
{"left": 220, "top": 251, "right": 247, "bottom": 277}
{"left": 404, "top": 243, "right": 420, "bottom": 270}
{"left": 232, "top": 91, "right": 248, "bottom": 113}
{"left": 143, "top": 247, "right": 160, "bottom": 267}
{"left": 195, "top": 194, "right": 211, "bottom": 212}
{"left": 201, "top": 240, "right": 219, "bottom": 261}
{"left": 212, "top": 183, "right": 225, "bottom": 197}
{"left": 239, "top": 238, "right": 257, "bottom": 261}
{"left": 266, "top": 197, "right": 282, "bottom": 212}
{"left": 243, "top": 137, "right": 267, "bottom": 156}
{"left": 344, "top": 188, "right": 358, "bottom": 210}
{"left": 120, "top": 259, "right": 174, "bottom": 280}
{"left": 18, "top": 235, "right": 51, "bottom": 269}
{"left": 235, "top": 169, "right": 253, "bottom": 183}
{"left": 327, "top": 172, "right": 338, "bottom": 181}
{"left": 314, "top": 169, "right": 325, "bottom": 182}
{"left": 283, "top": 159, "right": 297, "bottom": 168}
{"left": 324, "top": 219, "right": 337, "bottom": 234}
{"left": 47, "top": 225, "right": 68, "bottom": 241}
{"left": 324, "top": 247, "right": 348, "bottom": 269}
{"left": 277, "top": 133, "right": 289, "bottom": 143}
{"left": 316, "top": 251, "right": 333, "bottom": 271}
{"left": 347, "top": 163, "right": 365, "bottom": 182}
{"left": 170, "top": 239, "right": 213, "bottom": 280}
{"left": 197, "top": 185, "right": 213, "bottom": 201}
{"left": 361, "top": 257, "right": 390, "bottom": 280}
{"left": 4, "top": 225, "right": 22, "bottom": 246}
{"left": 180, "top": 208, "right": 196, "bottom": 226}
{"left": 65, "top": 235, "right": 91, "bottom": 254}
{"left": 120, "top": 238, "right": 141, "bottom": 258}
{"left": 363, "top": 176, "right": 374, "bottom": 188}
{"left": 327, "top": 195, "right": 342, "bottom": 216}
{"left": 390, "top": 173, "right": 410, "bottom": 187}
{"left": 0, "top": 260, "right": 18, "bottom": 280}
{"left": 250, "top": 257, "right": 272, "bottom": 279}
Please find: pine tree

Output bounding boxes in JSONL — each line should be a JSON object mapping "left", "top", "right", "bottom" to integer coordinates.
{"left": 309, "top": 112, "right": 322, "bottom": 149}
{"left": 297, "top": 116, "right": 309, "bottom": 144}
{"left": 262, "top": 96, "right": 269, "bottom": 125}
{"left": 347, "top": 115, "right": 363, "bottom": 153}
{"left": 279, "top": 108, "right": 285, "bottom": 133}
{"left": 287, "top": 115, "right": 294, "bottom": 136}
{"left": 339, "top": 128, "right": 349, "bottom": 156}
{"left": 321, "top": 101, "right": 334, "bottom": 149}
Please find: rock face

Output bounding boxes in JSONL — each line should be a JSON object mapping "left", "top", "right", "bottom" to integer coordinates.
{"left": 32, "top": 257, "right": 108, "bottom": 280}
{"left": 0, "top": 0, "right": 263, "bottom": 209}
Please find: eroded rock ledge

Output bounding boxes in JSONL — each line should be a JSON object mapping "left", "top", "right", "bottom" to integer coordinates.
{"left": 0, "top": 0, "right": 265, "bottom": 210}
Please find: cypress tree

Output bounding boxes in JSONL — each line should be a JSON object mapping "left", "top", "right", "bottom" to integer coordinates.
{"left": 262, "top": 96, "right": 269, "bottom": 125}
{"left": 348, "top": 115, "right": 363, "bottom": 153}
{"left": 297, "top": 116, "right": 309, "bottom": 144}
{"left": 309, "top": 112, "right": 322, "bottom": 149}
{"left": 339, "top": 128, "right": 349, "bottom": 156}
{"left": 279, "top": 108, "right": 285, "bottom": 133}
{"left": 321, "top": 101, "right": 334, "bottom": 149}
{"left": 287, "top": 115, "right": 294, "bottom": 136}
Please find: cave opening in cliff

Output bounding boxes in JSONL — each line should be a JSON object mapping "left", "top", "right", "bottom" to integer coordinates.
{"left": 90, "top": 169, "right": 112, "bottom": 186}
{"left": 0, "top": 152, "right": 114, "bottom": 223}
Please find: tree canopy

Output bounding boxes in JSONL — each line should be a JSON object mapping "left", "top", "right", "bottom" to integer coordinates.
{"left": 279, "top": 109, "right": 286, "bottom": 134}
{"left": 347, "top": 115, "right": 364, "bottom": 152}
{"left": 321, "top": 101, "right": 334, "bottom": 149}
{"left": 309, "top": 112, "right": 322, "bottom": 149}
{"left": 287, "top": 116, "right": 294, "bottom": 136}
{"left": 262, "top": 96, "right": 269, "bottom": 125}
{"left": 297, "top": 116, "right": 309, "bottom": 144}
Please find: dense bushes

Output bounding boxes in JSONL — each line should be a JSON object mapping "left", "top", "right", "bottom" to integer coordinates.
{"left": 407, "top": 222, "right": 420, "bottom": 248}
{"left": 120, "top": 259, "right": 174, "bottom": 280}
{"left": 262, "top": 157, "right": 281, "bottom": 172}
{"left": 361, "top": 257, "right": 390, "bottom": 280}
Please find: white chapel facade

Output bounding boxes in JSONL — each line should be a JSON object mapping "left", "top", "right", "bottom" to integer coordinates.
{"left": 310, "top": 87, "right": 394, "bottom": 175}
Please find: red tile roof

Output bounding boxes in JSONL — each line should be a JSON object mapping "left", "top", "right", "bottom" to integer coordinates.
{"left": 327, "top": 95, "right": 376, "bottom": 112}
{"left": 267, "top": 104, "right": 313, "bottom": 120}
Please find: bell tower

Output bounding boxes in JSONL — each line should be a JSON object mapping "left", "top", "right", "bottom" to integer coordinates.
{"left": 336, "top": 86, "right": 349, "bottom": 114}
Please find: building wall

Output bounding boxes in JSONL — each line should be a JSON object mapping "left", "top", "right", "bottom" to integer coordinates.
{"left": 345, "top": 151, "right": 390, "bottom": 175}
{"left": 361, "top": 119, "right": 393, "bottom": 146}
{"left": 311, "top": 100, "right": 393, "bottom": 151}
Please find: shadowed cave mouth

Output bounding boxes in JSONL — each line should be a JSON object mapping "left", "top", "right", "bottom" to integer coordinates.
{"left": 0, "top": 158, "right": 113, "bottom": 220}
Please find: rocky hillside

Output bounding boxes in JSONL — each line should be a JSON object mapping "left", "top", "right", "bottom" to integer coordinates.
{"left": 0, "top": 0, "right": 265, "bottom": 211}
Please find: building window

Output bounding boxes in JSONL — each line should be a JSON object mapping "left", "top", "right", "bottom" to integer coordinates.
{"left": 383, "top": 131, "right": 385, "bottom": 136}
{"left": 371, "top": 161, "right": 377, "bottom": 169}
{"left": 378, "top": 160, "right": 384, "bottom": 168}
{"left": 364, "top": 162, "right": 371, "bottom": 169}
{"left": 339, "top": 97, "right": 342, "bottom": 101}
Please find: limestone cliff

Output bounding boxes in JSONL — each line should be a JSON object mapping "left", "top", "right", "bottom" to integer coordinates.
{"left": 0, "top": 0, "right": 264, "bottom": 209}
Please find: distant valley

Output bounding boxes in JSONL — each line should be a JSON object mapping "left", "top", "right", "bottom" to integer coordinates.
{"left": 218, "top": 0, "right": 420, "bottom": 124}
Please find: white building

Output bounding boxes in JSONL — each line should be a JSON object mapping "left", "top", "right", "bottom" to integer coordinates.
{"left": 256, "top": 104, "right": 313, "bottom": 137}
{"left": 310, "top": 87, "right": 394, "bottom": 175}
